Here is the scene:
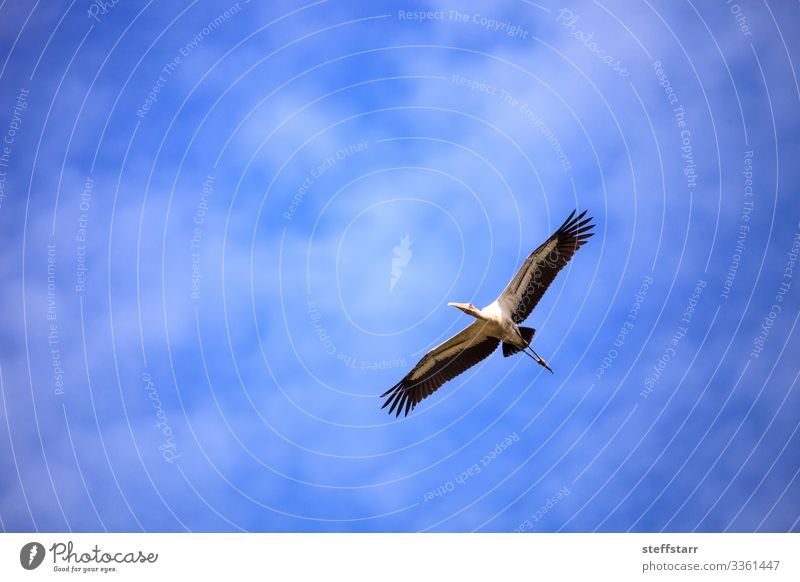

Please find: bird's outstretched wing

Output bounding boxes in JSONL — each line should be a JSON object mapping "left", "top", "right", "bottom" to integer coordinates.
{"left": 497, "top": 209, "right": 595, "bottom": 324}
{"left": 381, "top": 321, "right": 499, "bottom": 417}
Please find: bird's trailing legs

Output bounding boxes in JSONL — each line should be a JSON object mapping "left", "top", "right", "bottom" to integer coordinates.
{"left": 521, "top": 346, "right": 554, "bottom": 373}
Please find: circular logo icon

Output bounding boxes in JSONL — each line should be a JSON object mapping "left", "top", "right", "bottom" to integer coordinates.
{"left": 20, "top": 542, "right": 46, "bottom": 570}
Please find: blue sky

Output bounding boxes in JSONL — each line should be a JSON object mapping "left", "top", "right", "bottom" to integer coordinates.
{"left": 0, "top": 0, "right": 798, "bottom": 532}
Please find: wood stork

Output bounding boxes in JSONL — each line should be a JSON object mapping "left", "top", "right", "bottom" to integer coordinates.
{"left": 381, "top": 209, "right": 595, "bottom": 417}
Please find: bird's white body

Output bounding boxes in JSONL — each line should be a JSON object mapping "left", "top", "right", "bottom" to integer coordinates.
{"left": 465, "top": 300, "right": 527, "bottom": 347}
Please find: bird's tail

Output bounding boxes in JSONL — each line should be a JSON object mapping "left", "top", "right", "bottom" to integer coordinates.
{"left": 502, "top": 327, "right": 536, "bottom": 357}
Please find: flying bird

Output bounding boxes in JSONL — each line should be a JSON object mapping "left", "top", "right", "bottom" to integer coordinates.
{"left": 381, "top": 209, "right": 595, "bottom": 417}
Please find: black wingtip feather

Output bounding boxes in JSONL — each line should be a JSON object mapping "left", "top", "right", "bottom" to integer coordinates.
{"left": 381, "top": 382, "right": 404, "bottom": 414}
{"left": 558, "top": 210, "right": 595, "bottom": 239}
{"left": 380, "top": 378, "right": 418, "bottom": 417}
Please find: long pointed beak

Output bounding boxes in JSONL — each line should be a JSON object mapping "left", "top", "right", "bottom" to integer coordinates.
{"left": 524, "top": 347, "right": 554, "bottom": 374}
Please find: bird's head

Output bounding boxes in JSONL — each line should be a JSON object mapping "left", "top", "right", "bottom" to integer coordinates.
{"left": 447, "top": 302, "right": 480, "bottom": 317}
